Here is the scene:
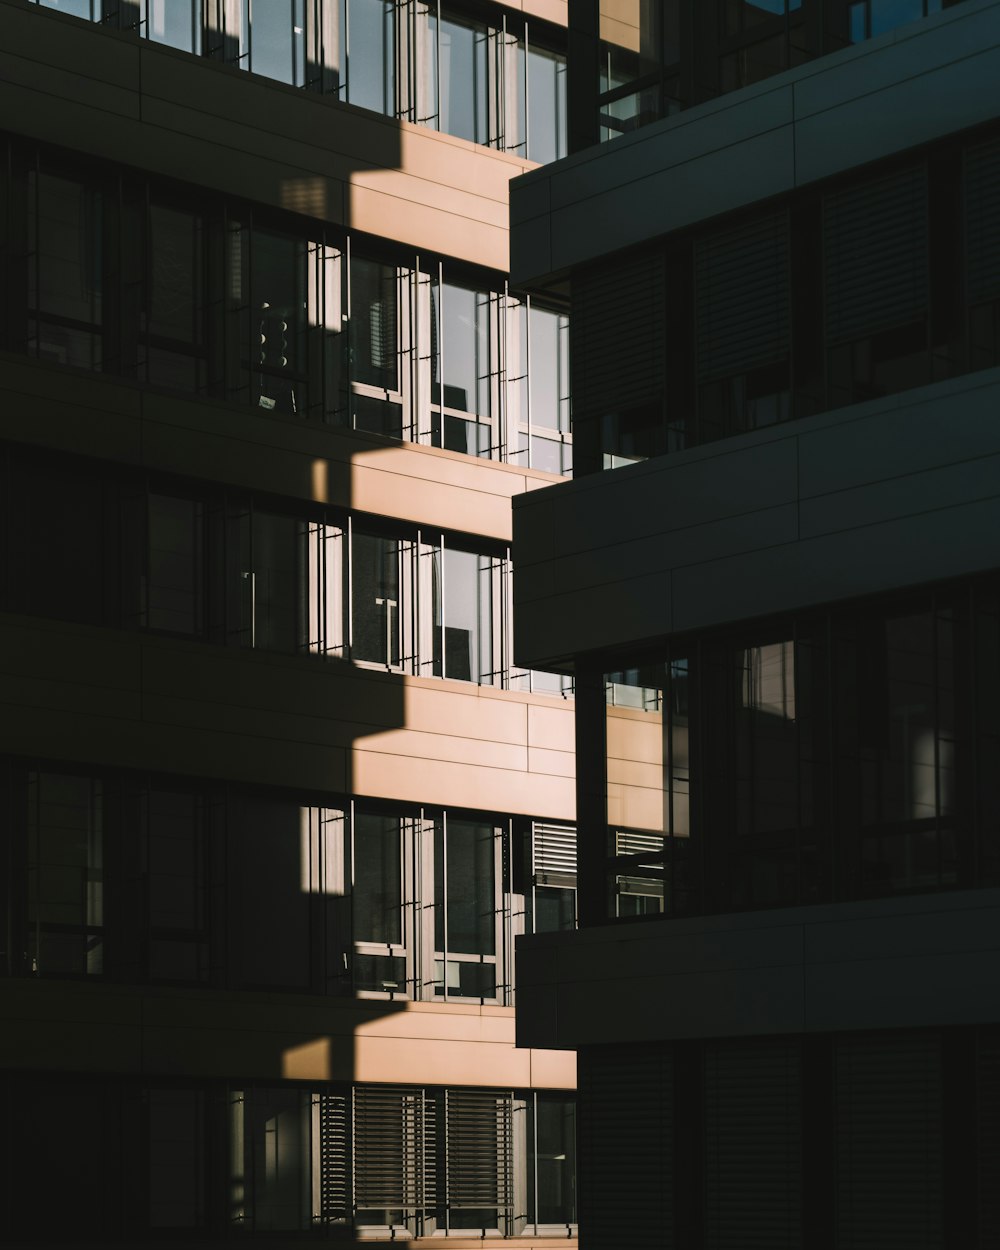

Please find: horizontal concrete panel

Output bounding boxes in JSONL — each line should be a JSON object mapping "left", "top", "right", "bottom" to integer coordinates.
{"left": 514, "top": 371, "right": 1000, "bottom": 668}
{"left": 516, "top": 888, "right": 1000, "bottom": 1049}
{"left": 0, "top": 0, "right": 532, "bottom": 268}
{"left": 0, "top": 357, "right": 553, "bottom": 543}
{"left": 0, "top": 618, "right": 574, "bottom": 814}
{"left": 510, "top": 0, "right": 1000, "bottom": 284}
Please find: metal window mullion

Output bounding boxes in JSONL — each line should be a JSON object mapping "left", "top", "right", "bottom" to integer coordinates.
{"left": 932, "top": 595, "right": 943, "bottom": 884}
{"left": 440, "top": 811, "right": 448, "bottom": 1001}
{"left": 435, "top": 0, "right": 442, "bottom": 133}
{"left": 524, "top": 21, "right": 530, "bottom": 161}
{"left": 439, "top": 531, "right": 446, "bottom": 677}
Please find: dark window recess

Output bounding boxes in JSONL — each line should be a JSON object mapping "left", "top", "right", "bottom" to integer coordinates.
{"left": 572, "top": 250, "right": 666, "bottom": 474}
{"left": 966, "top": 136, "right": 1000, "bottom": 371}
{"left": 695, "top": 209, "right": 791, "bottom": 443}
{"left": 824, "top": 164, "right": 930, "bottom": 407}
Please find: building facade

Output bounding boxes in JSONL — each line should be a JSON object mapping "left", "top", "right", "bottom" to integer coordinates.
{"left": 0, "top": 0, "right": 579, "bottom": 1242}
{"left": 512, "top": 1, "right": 1000, "bottom": 1246}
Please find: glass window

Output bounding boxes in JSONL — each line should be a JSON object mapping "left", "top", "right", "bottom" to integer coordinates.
{"left": 146, "top": 494, "right": 203, "bottom": 635}
{"left": 28, "top": 170, "right": 103, "bottom": 371}
{"left": 146, "top": 0, "right": 201, "bottom": 52}
{"left": 352, "top": 531, "right": 401, "bottom": 666}
{"left": 248, "top": 227, "right": 307, "bottom": 416}
{"left": 352, "top": 809, "right": 407, "bottom": 994}
{"left": 147, "top": 1090, "right": 205, "bottom": 1228}
{"left": 143, "top": 788, "right": 208, "bottom": 982}
{"left": 351, "top": 255, "right": 399, "bottom": 393}
{"left": 434, "top": 818, "right": 497, "bottom": 998}
{"left": 343, "top": 0, "right": 395, "bottom": 114}
{"left": 526, "top": 43, "right": 567, "bottom": 165}
{"left": 248, "top": 510, "right": 301, "bottom": 653}
{"left": 443, "top": 546, "right": 491, "bottom": 683}
{"left": 147, "top": 202, "right": 205, "bottom": 392}
{"left": 249, "top": 0, "right": 306, "bottom": 85}
{"left": 26, "top": 771, "right": 104, "bottom": 976}
{"left": 528, "top": 1094, "right": 577, "bottom": 1228}
{"left": 230, "top": 1088, "right": 313, "bottom": 1230}
{"left": 433, "top": 8, "right": 489, "bottom": 145}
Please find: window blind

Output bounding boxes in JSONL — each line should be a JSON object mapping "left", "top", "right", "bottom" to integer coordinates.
{"left": 965, "top": 137, "right": 1000, "bottom": 306}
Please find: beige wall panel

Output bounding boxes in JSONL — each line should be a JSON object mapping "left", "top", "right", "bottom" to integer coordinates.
{"left": 357, "top": 727, "right": 529, "bottom": 773}
{"left": 607, "top": 708, "right": 663, "bottom": 764}
{"left": 527, "top": 702, "right": 574, "bottom": 753}
{"left": 352, "top": 748, "right": 574, "bottom": 816}
{"left": 527, "top": 1047, "right": 577, "bottom": 1090}
{"left": 0, "top": 360, "right": 558, "bottom": 542}
{"left": 355, "top": 1035, "right": 533, "bottom": 1086}
{"left": 348, "top": 180, "right": 510, "bottom": 272}
{"left": 404, "top": 680, "right": 529, "bottom": 743}
{"left": 525, "top": 746, "right": 574, "bottom": 780}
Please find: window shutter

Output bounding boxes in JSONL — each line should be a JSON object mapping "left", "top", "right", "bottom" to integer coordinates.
{"left": 695, "top": 211, "right": 790, "bottom": 381}
{"left": 835, "top": 1032, "right": 942, "bottom": 1248}
{"left": 445, "top": 1089, "right": 514, "bottom": 1228}
{"left": 578, "top": 1044, "right": 673, "bottom": 1249}
{"left": 532, "top": 822, "right": 577, "bottom": 880}
{"left": 824, "top": 166, "right": 928, "bottom": 343}
{"left": 704, "top": 1038, "right": 801, "bottom": 1249}
{"left": 965, "top": 137, "right": 1000, "bottom": 306}
{"left": 352, "top": 1086, "right": 436, "bottom": 1219}
{"left": 572, "top": 249, "right": 666, "bottom": 418}
{"left": 318, "top": 1092, "right": 350, "bottom": 1222}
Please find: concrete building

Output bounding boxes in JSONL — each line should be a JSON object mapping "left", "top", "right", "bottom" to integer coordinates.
{"left": 512, "top": 1, "right": 1000, "bottom": 1246}
{"left": 0, "top": 0, "right": 578, "bottom": 1242}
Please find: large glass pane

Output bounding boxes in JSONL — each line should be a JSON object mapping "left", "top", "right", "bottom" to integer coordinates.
{"left": 353, "top": 810, "right": 402, "bottom": 944}
{"left": 435, "top": 8, "right": 489, "bottom": 144}
{"left": 147, "top": 494, "right": 203, "bottom": 635}
{"left": 28, "top": 171, "right": 103, "bottom": 370}
{"left": 351, "top": 256, "right": 399, "bottom": 391}
{"left": 250, "top": 510, "right": 300, "bottom": 653}
{"left": 27, "top": 772, "right": 103, "bottom": 976}
{"left": 526, "top": 44, "right": 566, "bottom": 165}
{"left": 147, "top": 202, "right": 205, "bottom": 391}
{"left": 145, "top": 789, "right": 207, "bottom": 982}
{"left": 443, "top": 547, "right": 490, "bottom": 683}
{"left": 229, "top": 798, "right": 310, "bottom": 989}
{"left": 870, "top": 0, "right": 924, "bottom": 35}
{"left": 345, "top": 0, "right": 395, "bottom": 114}
{"left": 529, "top": 304, "right": 570, "bottom": 432}
{"left": 439, "top": 281, "right": 489, "bottom": 415}
{"left": 147, "top": 0, "right": 201, "bottom": 52}
{"left": 250, "top": 228, "right": 307, "bottom": 415}
{"left": 352, "top": 531, "right": 400, "bottom": 666}
{"left": 37, "top": 0, "right": 93, "bottom": 18}
{"left": 148, "top": 1090, "right": 205, "bottom": 1227}
{"left": 231, "top": 1088, "right": 312, "bottom": 1230}
{"left": 435, "top": 819, "right": 496, "bottom": 997}
{"left": 530, "top": 1096, "right": 576, "bottom": 1226}
{"left": 250, "top": 0, "right": 305, "bottom": 85}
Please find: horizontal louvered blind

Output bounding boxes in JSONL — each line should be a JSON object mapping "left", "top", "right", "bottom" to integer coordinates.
{"left": 579, "top": 1044, "right": 673, "bottom": 1249}
{"left": 835, "top": 1033, "right": 942, "bottom": 1249}
{"left": 824, "top": 166, "right": 928, "bottom": 343}
{"left": 965, "top": 137, "right": 1000, "bottom": 305}
{"left": 572, "top": 250, "right": 666, "bottom": 417}
{"left": 616, "top": 830, "right": 665, "bottom": 858}
{"left": 445, "top": 1089, "right": 514, "bottom": 1220}
{"left": 979, "top": 1029, "right": 1000, "bottom": 1249}
{"left": 696, "top": 211, "right": 790, "bottom": 382}
{"left": 319, "top": 1092, "right": 350, "bottom": 1222}
{"left": 533, "top": 823, "right": 577, "bottom": 877}
{"left": 353, "top": 1086, "right": 436, "bottom": 1215}
{"left": 704, "top": 1038, "right": 801, "bottom": 1249}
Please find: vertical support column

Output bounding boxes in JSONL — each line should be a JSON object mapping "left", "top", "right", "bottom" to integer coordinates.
{"left": 567, "top": 0, "right": 599, "bottom": 154}
{"left": 574, "top": 669, "right": 606, "bottom": 927}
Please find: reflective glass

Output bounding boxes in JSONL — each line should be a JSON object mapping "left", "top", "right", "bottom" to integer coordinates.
{"left": 345, "top": 0, "right": 394, "bottom": 114}
{"left": 250, "top": 0, "right": 305, "bottom": 85}
{"left": 870, "top": 0, "right": 924, "bottom": 35}
{"left": 148, "top": 203, "right": 204, "bottom": 392}
{"left": 527, "top": 44, "right": 566, "bottom": 165}
{"left": 530, "top": 1096, "right": 577, "bottom": 1225}
{"left": 234, "top": 1088, "right": 312, "bottom": 1229}
{"left": 351, "top": 256, "right": 398, "bottom": 391}
{"left": 436, "top": 9, "right": 489, "bottom": 144}
{"left": 146, "top": 789, "right": 207, "bottom": 982}
{"left": 440, "top": 282, "right": 489, "bottom": 415}
{"left": 353, "top": 811, "right": 402, "bottom": 944}
{"left": 147, "top": 0, "right": 201, "bottom": 52}
{"left": 435, "top": 820, "right": 495, "bottom": 960}
{"left": 250, "top": 511, "right": 299, "bottom": 653}
{"left": 38, "top": 0, "right": 93, "bottom": 16}
{"left": 250, "top": 229, "right": 306, "bottom": 415}
{"left": 352, "top": 532, "right": 400, "bottom": 665}
{"left": 147, "top": 495, "right": 202, "bottom": 634}
{"left": 529, "top": 305, "right": 569, "bottom": 431}
{"left": 444, "top": 547, "right": 488, "bottom": 682}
